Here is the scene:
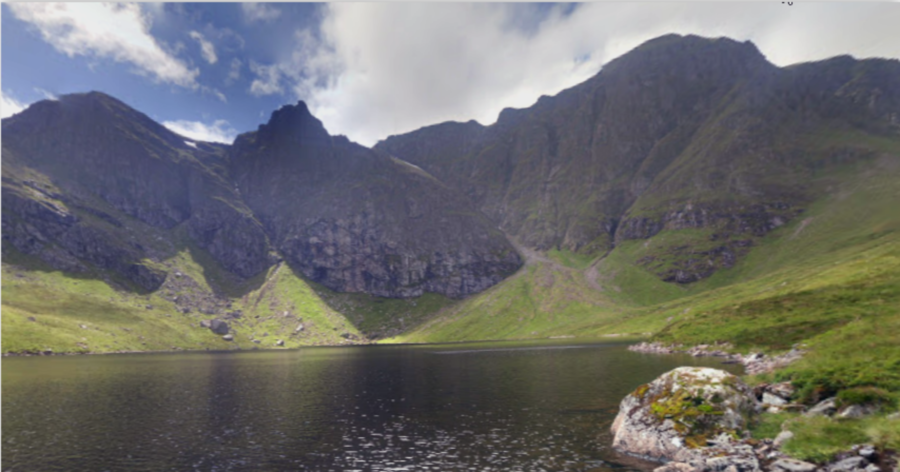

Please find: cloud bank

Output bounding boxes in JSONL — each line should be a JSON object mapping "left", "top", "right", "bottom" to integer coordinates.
{"left": 162, "top": 119, "right": 238, "bottom": 144}
{"left": 1, "top": 92, "right": 28, "bottom": 119}
{"left": 241, "top": 3, "right": 281, "bottom": 23}
{"left": 8, "top": 3, "right": 199, "bottom": 88}
{"left": 248, "top": 3, "right": 900, "bottom": 146}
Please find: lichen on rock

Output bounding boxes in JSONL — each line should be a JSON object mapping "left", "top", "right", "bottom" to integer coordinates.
{"left": 611, "top": 367, "right": 760, "bottom": 462}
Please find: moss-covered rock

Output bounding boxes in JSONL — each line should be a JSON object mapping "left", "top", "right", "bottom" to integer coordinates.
{"left": 611, "top": 367, "right": 760, "bottom": 461}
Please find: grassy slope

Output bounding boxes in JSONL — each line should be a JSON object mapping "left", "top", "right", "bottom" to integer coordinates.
{"left": 0, "top": 224, "right": 441, "bottom": 354}
{"left": 387, "top": 257, "right": 622, "bottom": 343}
{"left": 385, "top": 152, "right": 900, "bottom": 461}
{"left": 388, "top": 151, "right": 900, "bottom": 394}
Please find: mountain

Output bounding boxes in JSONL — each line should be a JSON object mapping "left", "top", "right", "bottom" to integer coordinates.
{"left": 2, "top": 92, "right": 272, "bottom": 291}
{"left": 229, "top": 101, "right": 521, "bottom": 298}
{"left": 2, "top": 34, "right": 899, "bottom": 362}
{"left": 2, "top": 92, "right": 521, "bottom": 299}
{"left": 376, "top": 34, "right": 900, "bottom": 283}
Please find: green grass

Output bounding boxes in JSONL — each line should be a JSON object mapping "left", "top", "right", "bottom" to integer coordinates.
{"left": 1, "top": 262, "right": 219, "bottom": 354}
{"left": 778, "top": 415, "right": 900, "bottom": 463}
{"left": 547, "top": 248, "right": 596, "bottom": 270}
{"left": 749, "top": 412, "right": 796, "bottom": 440}
{"left": 385, "top": 260, "right": 620, "bottom": 343}
{"left": 1, "top": 243, "right": 366, "bottom": 354}
{"left": 310, "top": 287, "right": 454, "bottom": 339}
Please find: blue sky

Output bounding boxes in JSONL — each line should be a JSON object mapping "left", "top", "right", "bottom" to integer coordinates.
{"left": 3, "top": 3, "right": 899, "bottom": 146}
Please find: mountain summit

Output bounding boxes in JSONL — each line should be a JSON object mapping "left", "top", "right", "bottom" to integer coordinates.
{"left": 376, "top": 34, "right": 900, "bottom": 283}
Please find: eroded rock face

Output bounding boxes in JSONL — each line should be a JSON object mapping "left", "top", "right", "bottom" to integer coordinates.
{"left": 229, "top": 102, "right": 522, "bottom": 298}
{"left": 611, "top": 367, "right": 759, "bottom": 462}
{"left": 2, "top": 92, "right": 522, "bottom": 299}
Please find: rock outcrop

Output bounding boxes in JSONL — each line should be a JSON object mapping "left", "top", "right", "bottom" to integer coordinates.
{"left": 611, "top": 367, "right": 760, "bottom": 462}
{"left": 627, "top": 342, "right": 805, "bottom": 375}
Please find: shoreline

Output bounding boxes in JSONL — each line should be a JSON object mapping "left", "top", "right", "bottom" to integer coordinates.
{"left": 627, "top": 341, "right": 805, "bottom": 375}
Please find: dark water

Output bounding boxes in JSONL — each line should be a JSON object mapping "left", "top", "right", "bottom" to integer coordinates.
{"left": 2, "top": 339, "right": 740, "bottom": 472}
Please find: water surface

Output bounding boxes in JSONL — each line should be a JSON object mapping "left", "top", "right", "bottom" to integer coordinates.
{"left": 2, "top": 339, "right": 740, "bottom": 471}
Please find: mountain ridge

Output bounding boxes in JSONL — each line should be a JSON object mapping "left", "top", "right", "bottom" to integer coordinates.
{"left": 375, "top": 33, "right": 900, "bottom": 283}
{"left": 2, "top": 33, "right": 899, "bottom": 355}
{"left": 2, "top": 92, "right": 522, "bottom": 299}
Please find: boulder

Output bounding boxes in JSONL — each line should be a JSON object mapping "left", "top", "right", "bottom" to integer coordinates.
{"left": 671, "top": 436, "right": 761, "bottom": 472}
{"left": 654, "top": 463, "right": 700, "bottom": 472}
{"left": 771, "top": 458, "right": 817, "bottom": 472}
{"left": 766, "top": 382, "right": 795, "bottom": 400}
{"left": 858, "top": 446, "right": 877, "bottom": 461}
{"left": 209, "top": 319, "right": 229, "bottom": 335}
{"left": 773, "top": 431, "right": 794, "bottom": 449}
{"left": 838, "top": 404, "right": 878, "bottom": 419}
{"left": 200, "top": 319, "right": 211, "bottom": 328}
{"left": 222, "top": 334, "right": 233, "bottom": 341}
{"left": 763, "top": 392, "right": 788, "bottom": 406}
{"left": 611, "top": 367, "right": 759, "bottom": 462}
{"left": 275, "top": 339, "right": 284, "bottom": 346}
{"left": 806, "top": 398, "right": 837, "bottom": 417}
{"left": 828, "top": 456, "right": 867, "bottom": 472}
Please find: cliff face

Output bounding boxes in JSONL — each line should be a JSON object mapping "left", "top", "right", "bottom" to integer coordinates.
{"left": 2, "top": 93, "right": 520, "bottom": 297}
{"left": 229, "top": 102, "right": 521, "bottom": 298}
{"left": 376, "top": 34, "right": 900, "bottom": 283}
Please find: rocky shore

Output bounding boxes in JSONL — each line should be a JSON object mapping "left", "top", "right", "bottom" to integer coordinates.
{"left": 628, "top": 341, "right": 805, "bottom": 374}
{"left": 611, "top": 367, "right": 898, "bottom": 472}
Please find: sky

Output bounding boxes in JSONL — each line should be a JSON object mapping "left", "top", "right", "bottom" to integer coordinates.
{"left": 2, "top": 3, "right": 899, "bottom": 147}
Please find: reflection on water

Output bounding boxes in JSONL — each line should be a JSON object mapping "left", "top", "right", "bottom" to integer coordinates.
{"left": 2, "top": 339, "right": 740, "bottom": 471}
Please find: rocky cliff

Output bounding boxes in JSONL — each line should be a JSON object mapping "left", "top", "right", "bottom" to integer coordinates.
{"left": 376, "top": 34, "right": 900, "bottom": 283}
{"left": 229, "top": 102, "right": 521, "bottom": 298}
{"left": 2, "top": 92, "right": 521, "bottom": 298}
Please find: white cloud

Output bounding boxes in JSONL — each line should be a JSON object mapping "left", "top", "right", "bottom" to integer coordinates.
{"left": 249, "top": 61, "right": 284, "bottom": 96}
{"left": 162, "top": 119, "right": 238, "bottom": 144}
{"left": 241, "top": 3, "right": 281, "bottom": 23}
{"left": 256, "top": 3, "right": 900, "bottom": 146}
{"left": 226, "top": 58, "right": 242, "bottom": 85}
{"left": 34, "top": 87, "right": 58, "bottom": 101}
{"left": 189, "top": 31, "right": 218, "bottom": 65}
{"left": 8, "top": 3, "right": 199, "bottom": 88}
{"left": 201, "top": 86, "right": 228, "bottom": 103}
{"left": 1, "top": 92, "right": 28, "bottom": 119}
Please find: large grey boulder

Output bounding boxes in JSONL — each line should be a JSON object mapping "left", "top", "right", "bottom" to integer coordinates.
{"left": 209, "top": 319, "right": 229, "bottom": 335}
{"left": 828, "top": 456, "right": 868, "bottom": 472}
{"left": 611, "top": 367, "right": 759, "bottom": 462}
{"left": 770, "top": 458, "right": 817, "bottom": 472}
{"left": 806, "top": 398, "right": 837, "bottom": 417}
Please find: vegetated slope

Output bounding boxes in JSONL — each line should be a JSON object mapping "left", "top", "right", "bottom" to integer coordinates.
{"left": 384, "top": 34, "right": 900, "bottom": 396}
{"left": 1, "top": 244, "right": 364, "bottom": 354}
{"left": 1, "top": 92, "right": 519, "bottom": 354}
{"left": 391, "top": 140, "right": 900, "bottom": 400}
{"left": 1, "top": 92, "right": 273, "bottom": 291}
{"left": 377, "top": 34, "right": 900, "bottom": 284}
